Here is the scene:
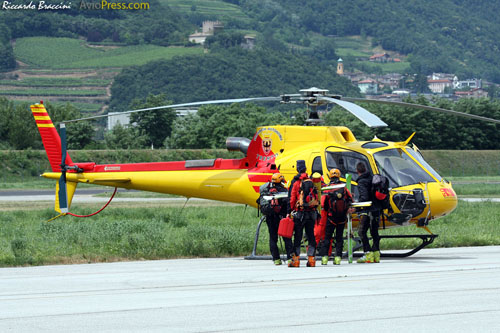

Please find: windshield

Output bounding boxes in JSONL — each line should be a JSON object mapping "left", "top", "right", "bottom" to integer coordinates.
{"left": 405, "top": 148, "right": 443, "bottom": 182}
{"left": 374, "top": 148, "right": 435, "bottom": 188}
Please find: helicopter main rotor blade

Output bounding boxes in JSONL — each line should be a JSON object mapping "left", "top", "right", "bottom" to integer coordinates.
{"left": 317, "top": 96, "right": 388, "bottom": 128}
{"left": 63, "top": 97, "right": 282, "bottom": 123}
{"left": 343, "top": 97, "right": 500, "bottom": 125}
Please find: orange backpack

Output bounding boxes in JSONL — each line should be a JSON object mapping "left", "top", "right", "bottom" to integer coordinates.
{"left": 297, "top": 178, "right": 319, "bottom": 210}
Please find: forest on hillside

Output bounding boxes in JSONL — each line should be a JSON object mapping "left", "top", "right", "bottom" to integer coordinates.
{"left": 229, "top": 0, "right": 500, "bottom": 82}
{"left": 2, "top": 0, "right": 500, "bottom": 81}
{"left": 109, "top": 47, "right": 359, "bottom": 112}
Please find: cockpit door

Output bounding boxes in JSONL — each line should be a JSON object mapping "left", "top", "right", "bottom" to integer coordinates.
{"left": 325, "top": 147, "right": 373, "bottom": 201}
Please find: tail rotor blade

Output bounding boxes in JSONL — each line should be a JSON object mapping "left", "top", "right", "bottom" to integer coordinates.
{"left": 59, "top": 123, "right": 68, "bottom": 213}
{"left": 60, "top": 123, "right": 67, "bottom": 166}
{"left": 58, "top": 172, "right": 68, "bottom": 213}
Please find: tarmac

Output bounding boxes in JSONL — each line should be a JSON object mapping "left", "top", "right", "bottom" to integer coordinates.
{"left": 1, "top": 246, "right": 500, "bottom": 332}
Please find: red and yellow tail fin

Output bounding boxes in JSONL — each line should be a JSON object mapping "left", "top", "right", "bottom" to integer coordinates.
{"left": 30, "top": 102, "right": 72, "bottom": 172}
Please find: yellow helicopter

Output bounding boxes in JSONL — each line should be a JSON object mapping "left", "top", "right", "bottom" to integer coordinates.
{"left": 30, "top": 87, "right": 500, "bottom": 258}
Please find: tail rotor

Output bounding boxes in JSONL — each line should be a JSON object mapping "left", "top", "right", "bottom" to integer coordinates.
{"left": 58, "top": 123, "right": 69, "bottom": 213}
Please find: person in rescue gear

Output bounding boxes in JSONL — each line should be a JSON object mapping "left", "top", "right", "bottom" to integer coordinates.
{"left": 318, "top": 169, "right": 354, "bottom": 265}
{"left": 259, "top": 173, "right": 293, "bottom": 265}
{"left": 288, "top": 160, "right": 319, "bottom": 267}
{"left": 355, "top": 162, "right": 381, "bottom": 263}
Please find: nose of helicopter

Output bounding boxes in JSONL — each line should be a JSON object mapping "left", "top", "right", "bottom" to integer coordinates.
{"left": 426, "top": 181, "right": 458, "bottom": 219}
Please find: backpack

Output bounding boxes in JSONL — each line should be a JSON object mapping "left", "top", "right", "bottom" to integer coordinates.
{"left": 297, "top": 178, "right": 318, "bottom": 210}
{"left": 326, "top": 187, "right": 350, "bottom": 218}
{"left": 258, "top": 182, "right": 273, "bottom": 215}
{"left": 372, "top": 174, "right": 390, "bottom": 209}
{"left": 258, "top": 183, "right": 282, "bottom": 215}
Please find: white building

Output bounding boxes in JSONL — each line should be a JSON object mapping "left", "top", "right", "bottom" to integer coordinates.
{"left": 358, "top": 79, "right": 378, "bottom": 94}
{"left": 189, "top": 21, "right": 224, "bottom": 44}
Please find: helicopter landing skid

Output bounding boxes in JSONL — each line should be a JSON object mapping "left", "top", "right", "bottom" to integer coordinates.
{"left": 378, "top": 234, "right": 438, "bottom": 258}
{"left": 346, "top": 234, "right": 439, "bottom": 258}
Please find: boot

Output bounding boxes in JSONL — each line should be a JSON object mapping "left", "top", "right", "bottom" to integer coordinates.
{"left": 373, "top": 251, "right": 380, "bottom": 263}
{"left": 357, "top": 252, "right": 374, "bottom": 263}
{"left": 306, "top": 256, "right": 316, "bottom": 267}
{"left": 274, "top": 259, "right": 282, "bottom": 265}
{"left": 334, "top": 256, "right": 341, "bottom": 265}
{"left": 321, "top": 256, "right": 329, "bottom": 265}
{"left": 288, "top": 255, "right": 300, "bottom": 267}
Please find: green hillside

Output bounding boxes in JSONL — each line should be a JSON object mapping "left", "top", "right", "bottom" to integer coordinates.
{"left": 14, "top": 37, "right": 203, "bottom": 69}
{"left": 165, "top": 0, "right": 250, "bottom": 21}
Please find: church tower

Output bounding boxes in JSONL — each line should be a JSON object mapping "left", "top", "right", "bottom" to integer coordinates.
{"left": 336, "top": 58, "right": 344, "bottom": 75}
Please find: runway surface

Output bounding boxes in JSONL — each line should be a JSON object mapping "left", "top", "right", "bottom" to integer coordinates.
{"left": 1, "top": 246, "right": 500, "bottom": 332}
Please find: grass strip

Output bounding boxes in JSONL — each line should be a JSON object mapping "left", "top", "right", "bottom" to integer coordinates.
{"left": 0, "top": 201, "right": 498, "bottom": 267}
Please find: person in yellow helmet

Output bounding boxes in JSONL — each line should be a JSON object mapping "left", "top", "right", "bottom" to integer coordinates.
{"left": 258, "top": 172, "right": 293, "bottom": 265}
{"left": 318, "top": 168, "right": 354, "bottom": 265}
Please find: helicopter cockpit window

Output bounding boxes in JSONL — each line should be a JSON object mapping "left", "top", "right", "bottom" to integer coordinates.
{"left": 311, "top": 156, "right": 323, "bottom": 175}
{"left": 405, "top": 148, "right": 443, "bottom": 182}
{"left": 374, "top": 148, "right": 435, "bottom": 187}
{"left": 326, "top": 151, "right": 371, "bottom": 178}
{"left": 361, "top": 142, "right": 388, "bottom": 149}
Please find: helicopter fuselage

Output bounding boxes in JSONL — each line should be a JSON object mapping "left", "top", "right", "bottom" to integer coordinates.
{"left": 42, "top": 125, "right": 457, "bottom": 227}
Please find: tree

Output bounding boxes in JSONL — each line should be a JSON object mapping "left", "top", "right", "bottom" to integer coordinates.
{"left": 104, "top": 123, "right": 147, "bottom": 149}
{"left": 168, "top": 103, "right": 289, "bottom": 149}
{"left": 129, "top": 94, "right": 176, "bottom": 149}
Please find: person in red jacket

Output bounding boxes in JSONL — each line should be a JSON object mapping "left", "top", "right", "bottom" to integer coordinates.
{"left": 318, "top": 169, "right": 354, "bottom": 265}
{"left": 288, "top": 160, "right": 319, "bottom": 267}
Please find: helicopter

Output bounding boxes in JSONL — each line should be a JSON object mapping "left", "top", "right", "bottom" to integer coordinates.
{"left": 30, "top": 87, "right": 500, "bottom": 258}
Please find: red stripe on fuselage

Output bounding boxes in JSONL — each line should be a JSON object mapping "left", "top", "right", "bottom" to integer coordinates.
{"left": 247, "top": 174, "right": 272, "bottom": 182}
{"left": 74, "top": 158, "right": 248, "bottom": 173}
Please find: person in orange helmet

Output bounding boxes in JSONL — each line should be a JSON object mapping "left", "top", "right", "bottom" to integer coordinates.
{"left": 318, "top": 168, "right": 354, "bottom": 265}
{"left": 258, "top": 172, "right": 293, "bottom": 265}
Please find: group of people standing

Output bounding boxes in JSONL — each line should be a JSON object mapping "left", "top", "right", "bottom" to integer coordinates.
{"left": 260, "top": 159, "right": 382, "bottom": 267}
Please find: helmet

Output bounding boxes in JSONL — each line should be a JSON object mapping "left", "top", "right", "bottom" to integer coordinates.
{"left": 271, "top": 173, "right": 285, "bottom": 184}
{"left": 329, "top": 168, "right": 341, "bottom": 179}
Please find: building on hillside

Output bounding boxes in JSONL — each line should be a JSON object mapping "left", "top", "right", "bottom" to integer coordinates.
{"left": 456, "top": 79, "right": 482, "bottom": 89}
{"left": 358, "top": 79, "right": 378, "bottom": 94}
{"left": 336, "top": 58, "right": 344, "bottom": 75}
{"left": 241, "top": 35, "right": 256, "bottom": 50}
{"left": 378, "top": 73, "right": 403, "bottom": 90}
{"left": 429, "top": 73, "right": 458, "bottom": 88}
{"left": 428, "top": 79, "right": 453, "bottom": 94}
{"left": 369, "top": 53, "right": 390, "bottom": 62}
{"left": 108, "top": 112, "right": 131, "bottom": 130}
{"left": 454, "top": 88, "right": 488, "bottom": 99}
{"left": 189, "top": 21, "right": 224, "bottom": 44}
